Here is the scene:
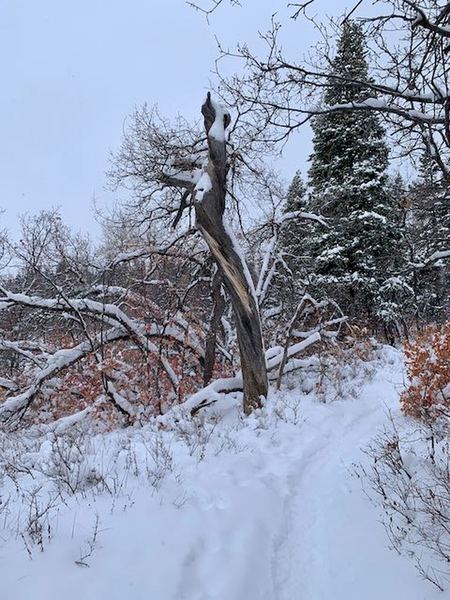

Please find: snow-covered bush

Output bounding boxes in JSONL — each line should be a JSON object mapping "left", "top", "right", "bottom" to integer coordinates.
{"left": 315, "top": 332, "right": 379, "bottom": 402}
{"left": 0, "top": 423, "right": 184, "bottom": 555}
{"left": 363, "top": 416, "right": 450, "bottom": 591}
{"left": 401, "top": 323, "right": 450, "bottom": 422}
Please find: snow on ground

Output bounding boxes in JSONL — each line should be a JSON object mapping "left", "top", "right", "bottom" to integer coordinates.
{"left": 0, "top": 346, "right": 444, "bottom": 600}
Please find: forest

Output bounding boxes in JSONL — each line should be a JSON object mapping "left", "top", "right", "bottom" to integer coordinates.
{"left": 0, "top": 1, "right": 449, "bottom": 598}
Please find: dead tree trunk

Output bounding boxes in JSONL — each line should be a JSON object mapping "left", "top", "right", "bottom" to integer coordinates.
{"left": 194, "top": 93, "right": 268, "bottom": 414}
{"left": 203, "top": 269, "right": 226, "bottom": 386}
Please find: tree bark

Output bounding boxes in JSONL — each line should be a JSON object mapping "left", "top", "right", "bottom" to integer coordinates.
{"left": 194, "top": 93, "right": 268, "bottom": 414}
{"left": 203, "top": 269, "right": 226, "bottom": 385}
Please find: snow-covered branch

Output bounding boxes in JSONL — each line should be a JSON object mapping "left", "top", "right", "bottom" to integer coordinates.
{"left": 0, "top": 327, "right": 127, "bottom": 421}
{"left": 176, "top": 331, "right": 323, "bottom": 416}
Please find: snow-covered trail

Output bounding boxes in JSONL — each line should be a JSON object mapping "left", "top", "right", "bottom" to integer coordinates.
{"left": 1, "top": 348, "right": 444, "bottom": 600}
{"left": 270, "top": 367, "right": 425, "bottom": 600}
{"left": 168, "top": 349, "right": 441, "bottom": 600}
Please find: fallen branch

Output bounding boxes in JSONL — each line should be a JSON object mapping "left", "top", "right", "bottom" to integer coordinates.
{"left": 175, "top": 331, "right": 322, "bottom": 416}
{"left": 0, "top": 328, "right": 128, "bottom": 421}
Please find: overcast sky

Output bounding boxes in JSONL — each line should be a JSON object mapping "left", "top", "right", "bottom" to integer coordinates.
{"left": 0, "top": 0, "right": 350, "bottom": 237}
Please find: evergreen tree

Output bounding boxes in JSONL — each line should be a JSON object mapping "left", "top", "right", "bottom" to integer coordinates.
{"left": 408, "top": 154, "right": 450, "bottom": 323}
{"left": 277, "top": 171, "right": 309, "bottom": 306}
{"left": 281, "top": 170, "right": 308, "bottom": 271}
{"left": 376, "top": 174, "right": 416, "bottom": 337}
{"left": 304, "top": 21, "right": 405, "bottom": 332}
{"left": 284, "top": 170, "right": 307, "bottom": 213}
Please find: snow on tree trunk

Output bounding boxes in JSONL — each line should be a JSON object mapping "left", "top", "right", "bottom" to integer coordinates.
{"left": 194, "top": 93, "right": 268, "bottom": 414}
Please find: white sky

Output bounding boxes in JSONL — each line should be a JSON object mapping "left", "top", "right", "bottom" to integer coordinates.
{"left": 0, "top": 0, "right": 352, "bottom": 237}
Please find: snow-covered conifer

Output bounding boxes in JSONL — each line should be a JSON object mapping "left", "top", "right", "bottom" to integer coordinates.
{"left": 305, "top": 21, "right": 404, "bottom": 331}
{"left": 408, "top": 154, "right": 450, "bottom": 323}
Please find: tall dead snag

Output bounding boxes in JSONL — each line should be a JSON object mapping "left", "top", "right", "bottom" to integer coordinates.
{"left": 195, "top": 93, "right": 268, "bottom": 414}
{"left": 109, "top": 93, "right": 269, "bottom": 414}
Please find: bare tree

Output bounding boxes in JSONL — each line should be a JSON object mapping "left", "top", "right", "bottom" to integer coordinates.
{"left": 196, "top": 94, "right": 268, "bottom": 413}
{"left": 0, "top": 180, "right": 330, "bottom": 425}
{"left": 111, "top": 94, "right": 268, "bottom": 414}
{"left": 0, "top": 213, "right": 210, "bottom": 424}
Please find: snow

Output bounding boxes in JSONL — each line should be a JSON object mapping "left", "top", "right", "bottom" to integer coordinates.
{"left": 177, "top": 332, "right": 321, "bottom": 416}
{"left": 0, "top": 376, "right": 18, "bottom": 391}
{"left": 412, "top": 249, "right": 450, "bottom": 268}
{"left": 170, "top": 167, "right": 203, "bottom": 186}
{"left": 357, "top": 210, "right": 387, "bottom": 223}
{"left": 194, "top": 170, "right": 212, "bottom": 202}
{"left": 0, "top": 347, "right": 444, "bottom": 600}
{"left": 323, "top": 97, "right": 436, "bottom": 123}
{"left": 0, "top": 289, "right": 207, "bottom": 403}
{"left": 208, "top": 99, "right": 229, "bottom": 142}
{"left": 426, "top": 249, "right": 450, "bottom": 263}
{"left": 281, "top": 209, "right": 328, "bottom": 227}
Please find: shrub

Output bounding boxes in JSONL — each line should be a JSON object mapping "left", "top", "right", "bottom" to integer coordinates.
{"left": 315, "top": 332, "right": 378, "bottom": 402}
{"left": 361, "top": 417, "right": 450, "bottom": 591}
{"left": 401, "top": 323, "right": 450, "bottom": 421}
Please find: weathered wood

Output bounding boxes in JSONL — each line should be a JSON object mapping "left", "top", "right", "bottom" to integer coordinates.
{"left": 203, "top": 269, "right": 226, "bottom": 385}
{"left": 194, "top": 93, "right": 268, "bottom": 414}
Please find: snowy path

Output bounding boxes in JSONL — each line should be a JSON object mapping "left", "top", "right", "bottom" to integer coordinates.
{"left": 168, "top": 351, "right": 442, "bottom": 600}
{"left": 266, "top": 358, "right": 442, "bottom": 600}
{"left": 271, "top": 390, "right": 410, "bottom": 599}
{"left": 2, "top": 349, "right": 444, "bottom": 600}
